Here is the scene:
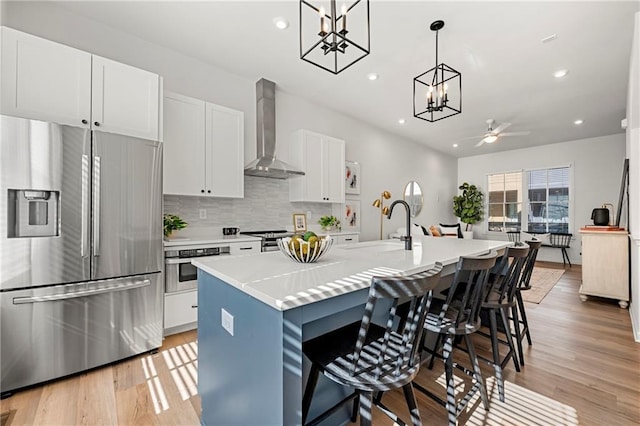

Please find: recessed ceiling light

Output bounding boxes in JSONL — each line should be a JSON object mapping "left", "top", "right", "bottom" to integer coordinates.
{"left": 452, "top": 143, "right": 458, "bottom": 148}
{"left": 553, "top": 69, "right": 569, "bottom": 78}
{"left": 367, "top": 73, "right": 379, "bottom": 81}
{"left": 398, "top": 119, "right": 406, "bottom": 124}
{"left": 273, "top": 17, "right": 289, "bottom": 30}
{"left": 574, "top": 119, "right": 584, "bottom": 125}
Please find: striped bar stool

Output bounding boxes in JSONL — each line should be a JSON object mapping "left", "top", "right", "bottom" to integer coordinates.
{"left": 414, "top": 251, "right": 498, "bottom": 426}
{"left": 302, "top": 263, "right": 443, "bottom": 426}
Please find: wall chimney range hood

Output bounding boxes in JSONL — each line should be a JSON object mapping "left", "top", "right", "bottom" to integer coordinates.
{"left": 244, "top": 79, "right": 305, "bottom": 179}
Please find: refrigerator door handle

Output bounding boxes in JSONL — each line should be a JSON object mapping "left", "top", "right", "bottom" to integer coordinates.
{"left": 92, "top": 155, "right": 101, "bottom": 257}
{"left": 81, "top": 154, "right": 90, "bottom": 258}
{"left": 12, "top": 279, "right": 151, "bottom": 304}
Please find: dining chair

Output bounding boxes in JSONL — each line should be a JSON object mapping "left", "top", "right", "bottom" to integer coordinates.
{"left": 474, "top": 245, "right": 529, "bottom": 402}
{"left": 413, "top": 251, "right": 498, "bottom": 426}
{"left": 301, "top": 263, "right": 443, "bottom": 426}
{"left": 512, "top": 239, "right": 542, "bottom": 365}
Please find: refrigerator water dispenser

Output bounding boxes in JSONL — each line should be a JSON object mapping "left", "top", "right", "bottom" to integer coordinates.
{"left": 8, "top": 189, "right": 59, "bottom": 237}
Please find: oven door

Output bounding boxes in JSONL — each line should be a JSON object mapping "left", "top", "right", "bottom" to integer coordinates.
{"left": 165, "top": 257, "right": 202, "bottom": 293}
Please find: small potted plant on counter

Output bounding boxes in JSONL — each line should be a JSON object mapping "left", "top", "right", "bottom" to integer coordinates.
{"left": 452, "top": 182, "right": 484, "bottom": 239}
{"left": 318, "top": 215, "right": 341, "bottom": 232}
{"left": 164, "top": 214, "right": 187, "bottom": 238}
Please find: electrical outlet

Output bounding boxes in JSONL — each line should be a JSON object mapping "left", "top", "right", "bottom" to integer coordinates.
{"left": 221, "top": 308, "right": 234, "bottom": 336}
{"left": 199, "top": 209, "right": 207, "bottom": 219}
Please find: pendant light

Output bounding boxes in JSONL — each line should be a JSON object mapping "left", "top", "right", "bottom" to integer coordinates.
{"left": 413, "top": 20, "right": 462, "bottom": 122}
{"left": 299, "top": 0, "right": 370, "bottom": 74}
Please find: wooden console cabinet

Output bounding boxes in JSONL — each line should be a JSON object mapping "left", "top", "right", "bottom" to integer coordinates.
{"left": 579, "top": 230, "right": 629, "bottom": 308}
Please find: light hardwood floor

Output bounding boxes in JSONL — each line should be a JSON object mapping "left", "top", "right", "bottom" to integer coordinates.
{"left": 1, "top": 263, "right": 639, "bottom": 425}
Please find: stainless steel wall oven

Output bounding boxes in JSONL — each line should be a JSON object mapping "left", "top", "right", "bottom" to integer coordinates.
{"left": 164, "top": 245, "right": 230, "bottom": 293}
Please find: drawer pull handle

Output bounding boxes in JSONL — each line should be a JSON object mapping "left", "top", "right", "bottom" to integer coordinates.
{"left": 345, "top": 238, "right": 353, "bottom": 241}
{"left": 191, "top": 305, "right": 198, "bottom": 309}
{"left": 239, "top": 247, "right": 252, "bottom": 250}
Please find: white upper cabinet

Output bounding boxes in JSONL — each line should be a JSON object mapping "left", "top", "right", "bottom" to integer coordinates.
{"left": 91, "top": 56, "right": 159, "bottom": 140}
{"left": 163, "top": 92, "right": 206, "bottom": 196}
{"left": 1, "top": 26, "right": 91, "bottom": 127}
{"left": 163, "top": 91, "right": 244, "bottom": 198}
{"left": 205, "top": 103, "right": 244, "bottom": 198}
{"left": 1, "top": 27, "right": 160, "bottom": 140}
{"left": 289, "top": 130, "right": 345, "bottom": 203}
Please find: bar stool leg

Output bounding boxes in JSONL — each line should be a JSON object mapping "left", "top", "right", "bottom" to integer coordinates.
{"left": 500, "top": 307, "right": 520, "bottom": 372}
{"left": 358, "top": 391, "right": 373, "bottom": 426}
{"left": 511, "top": 303, "right": 525, "bottom": 366}
{"left": 516, "top": 291, "right": 532, "bottom": 345}
{"left": 302, "top": 363, "right": 320, "bottom": 424}
{"left": 488, "top": 309, "right": 505, "bottom": 402}
{"left": 442, "top": 335, "right": 457, "bottom": 426}
{"left": 464, "top": 334, "right": 489, "bottom": 411}
{"left": 402, "top": 383, "right": 422, "bottom": 426}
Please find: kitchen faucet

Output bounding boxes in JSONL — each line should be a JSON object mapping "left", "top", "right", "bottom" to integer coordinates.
{"left": 387, "top": 200, "right": 412, "bottom": 250}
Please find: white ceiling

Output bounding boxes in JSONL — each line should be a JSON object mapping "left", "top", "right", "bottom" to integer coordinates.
{"left": 55, "top": 0, "right": 639, "bottom": 157}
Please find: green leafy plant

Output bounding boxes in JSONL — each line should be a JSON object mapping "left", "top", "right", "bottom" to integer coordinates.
{"left": 453, "top": 182, "right": 484, "bottom": 231}
{"left": 163, "top": 214, "right": 187, "bottom": 237}
{"left": 318, "top": 215, "right": 341, "bottom": 230}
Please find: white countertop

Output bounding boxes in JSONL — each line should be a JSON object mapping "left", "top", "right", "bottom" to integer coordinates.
{"left": 163, "top": 230, "right": 261, "bottom": 248}
{"left": 193, "top": 236, "right": 510, "bottom": 311}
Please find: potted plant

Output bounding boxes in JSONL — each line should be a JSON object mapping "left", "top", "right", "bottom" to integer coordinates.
{"left": 452, "top": 182, "right": 484, "bottom": 238}
{"left": 318, "top": 215, "right": 341, "bottom": 232}
{"left": 163, "top": 214, "right": 187, "bottom": 238}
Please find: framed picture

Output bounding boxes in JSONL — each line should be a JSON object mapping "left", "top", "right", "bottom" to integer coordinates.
{"left": 341, "top": 199, "right": 361, "bottom": 230}
{"left": 345, "top": 161, "right": 360, "bottom": 195}
{"left": 293, "top": 213, "right": 307, "bottom": 232}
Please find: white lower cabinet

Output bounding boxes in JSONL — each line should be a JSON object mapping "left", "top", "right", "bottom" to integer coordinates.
{"left": 164, "top": 290, "right": 198, "bottom": 334}
{"left": 331, "top": 233, "right": 359, "bottom": 245}
{"left": 229, "top": 241, "right": 261, "bottom": 255}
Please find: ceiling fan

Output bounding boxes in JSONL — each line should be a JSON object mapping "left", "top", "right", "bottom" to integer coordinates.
{"left": 472, "top": 119, "right": 531, "bottom": 147}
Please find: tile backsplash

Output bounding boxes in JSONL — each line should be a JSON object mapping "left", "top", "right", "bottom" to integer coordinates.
{"left": 164, "top": 176, "right": 332, "bottom": 232}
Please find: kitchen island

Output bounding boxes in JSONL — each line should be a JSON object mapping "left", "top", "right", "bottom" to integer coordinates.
{"left": 194, "top": 236, "right": 510, "bottom": 425}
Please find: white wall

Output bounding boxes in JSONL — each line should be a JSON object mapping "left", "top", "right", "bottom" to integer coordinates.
{"left": 626, "top": 12, "right": 640, "bottom": 341}
{"left": 458, "top": 134, "right": 627, "bottom": 265}
{"left": 2, "top": 1, "right": 458, "bottom": 242}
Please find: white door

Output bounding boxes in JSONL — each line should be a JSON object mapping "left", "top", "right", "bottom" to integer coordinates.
{"left": 91, "top": 56, "right": 159, "bottom": 140}
{"left": 323, "top": 137, "right": 345, "bottom": 203}
{"left": 163, "top": 92, "right": 206, "bottom": 196}
{"left": 303, "top": 131, "right": 324, "bottom": 202}
{"left": 1, "top": 27, "right": 91, "bottom": 127}
{"left": 205, "top": 103, "right": 244, "bottom": 198}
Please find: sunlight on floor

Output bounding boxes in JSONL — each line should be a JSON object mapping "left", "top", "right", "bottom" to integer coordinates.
{"left": 142, "top": 341, "right": 199, "bottom": 414}
{"left": 466, "top": 377, "right": 578, "bottom": 425}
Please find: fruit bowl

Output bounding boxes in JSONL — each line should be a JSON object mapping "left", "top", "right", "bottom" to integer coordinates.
{"left": 277, "top": 235, "right": 334, "bottom": 263}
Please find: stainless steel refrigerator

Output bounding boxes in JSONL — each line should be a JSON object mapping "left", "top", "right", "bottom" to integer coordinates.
{"left": 0, "top": 114, "right": 163, "bottom": 396}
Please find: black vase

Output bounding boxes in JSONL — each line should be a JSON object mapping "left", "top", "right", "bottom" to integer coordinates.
{"left": 591, "top": 208, "right": 609, "bottom": 226}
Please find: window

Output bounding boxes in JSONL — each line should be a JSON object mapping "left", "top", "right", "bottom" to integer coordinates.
{"left": 487, "top": 172, "right": 523, "bottom": 232}
{"left": 527, "top": 167, "right": 570, "bottom": 233}
{"left": 487, "top": 166, "right": 571, "bottom": 233}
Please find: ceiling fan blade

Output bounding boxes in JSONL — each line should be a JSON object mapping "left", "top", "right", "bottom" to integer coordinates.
{"left": 492, "top": 122, "right": 512, "bottom": 134}
{"left": 498, "top": 131, "right": 531, "bottom": 137}
{"left": 474, "top": 139, "right": 486, "bottom": 147}
{"left": 458, "top": 134, "right": 487, "bottom": 141}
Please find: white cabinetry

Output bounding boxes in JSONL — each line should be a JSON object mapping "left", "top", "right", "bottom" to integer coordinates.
{"left": 164, "top": 290, "right": 198, "bottom": 332}
{"left": 1, "top": 27, "right": 160, "bottom": 140}
{"left": 163, "top": 239, "right": 260, "bottom": 335}
{"left": 579, "top": 230, "right": 629, "bottom": 308}
{"left": 229, "top": 241, "right": 261, "bottom": 255}
{"left": 163, "top": 91, "right": 244, "bottom": 198}
{"left": 333, "top": 233, "right": 359, "bottom": 245}
{"left": 289, "top": 130, "right": 345, "bottom": 203}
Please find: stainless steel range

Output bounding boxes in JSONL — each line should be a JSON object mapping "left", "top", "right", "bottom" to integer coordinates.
{"left": 240, "top": 230, "right": 295, "bottom": 252}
